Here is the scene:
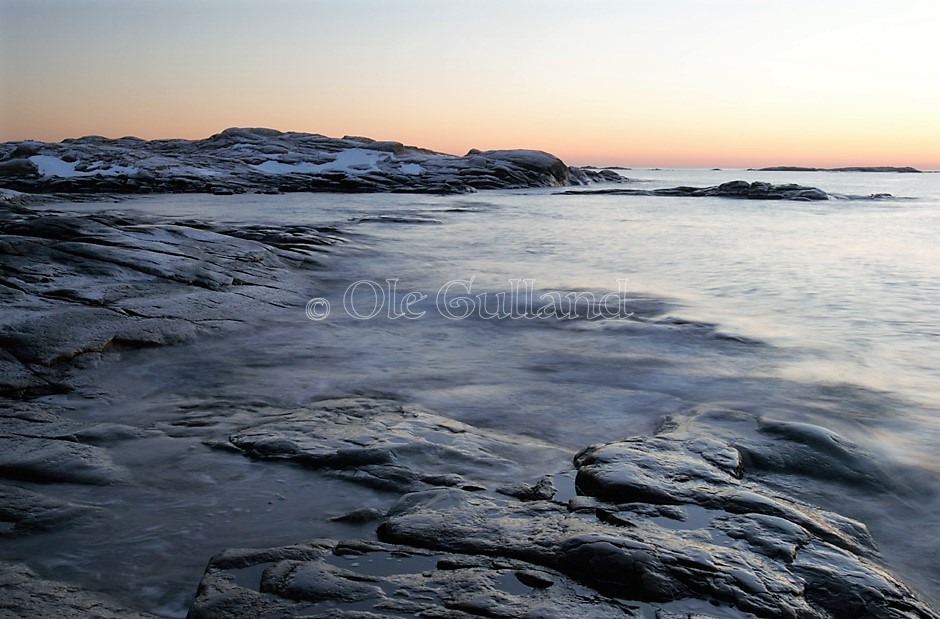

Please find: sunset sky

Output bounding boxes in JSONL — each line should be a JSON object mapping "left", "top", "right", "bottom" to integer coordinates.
{"left": 1, "top": 0, "right": 938, "bottom": 168}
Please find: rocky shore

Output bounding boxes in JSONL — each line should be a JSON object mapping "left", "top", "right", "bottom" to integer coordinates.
{"left": 1, "top": 196, "right": 937, "bottom": 618}
{"left": 191, "top": 399, "right": 937, "bottom": 618}
{"left": 559, "top": 180, "right": 831, "bottom": 201}
{"left": 0, "top": 128, "right": 622, "bottom": 196}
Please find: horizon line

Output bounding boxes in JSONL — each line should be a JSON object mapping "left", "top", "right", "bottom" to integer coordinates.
{"left": 2, "top": 127, "right": 935, "bottom": 172}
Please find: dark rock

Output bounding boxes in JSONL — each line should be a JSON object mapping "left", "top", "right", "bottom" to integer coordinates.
{"left": 188, "top": 539, "right": 641, "bottom": 619}
{"left": 497, "top": 475, "right": 557, "bottom": 501}
{"left": 743, "top": 417, "right": 892, "bottom": 491}
{"left": 515, "top": 569, "right": 554, "bottom": 588}
{"left": 329, "top": 507, "right": 385, "bottom": 524}
{"left": 0, "top": 561, "right": 161, "bottom": 618}
{"left": 0, "top": 435, "right": 127, "bottom": 485}
{"left": 559, "top": 180, "right": 831, "bottom": 201}
{"left": 0, "top": 204, "right": 331, "bottom": 388}
{"left": 224, "top": 397, "right": 568, "bottom": 493}
{"left": 0, "top": 484, "right": 95, "bottom": 534}
{"left": 260, "top": 559, "right": 384, "bottom": 603}
{"left": 374, "top": 421, "right": 938, "bottom": 619}
{"left": 11, "top": 142, "right": 43, "bottom": 158}
{"left": 0, "top": 158, "right": 38, "bottom": 178}
{"left": 0, "top": 403, "right": 136, "bottom": 486}
{"left": 0, "top": 348, "right": 51, "bottom": 397}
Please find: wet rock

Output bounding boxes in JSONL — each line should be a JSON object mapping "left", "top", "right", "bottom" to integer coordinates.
{"left": 0, "top": 561, "right": 161, "bottom": 618}
{"left": 1, "top": 306, "right": 197, "bottom": 366}
{"left": 0, "top": 348, "right": 50, "bottom": 397}
{"left": 515, "top": 569, "right": 554, "bottom": 588}
{"left": 573, "top": 435, "right": 875, "bottom": 557}
{"left": 188, "top": 539, "right": 643, "bottom": 619}
{"left": 0, "top": 435, "right": 127, "bottom": 485}
{"left": 0, "top": 404, "right": 127, "bottom": 485}
{"left": 659, "top": 406, "right": 900, "bottom": 501}
{"left": 224, "top": 398, "right": 568, "bottom": 493}
{"left": 0, "top": 400, "right": 151, "bottom": 491}
{"left": 574, "top": 435, "right": 745, "bottom": 505}
{"left": 0, "top": 484, "right": 95, "bottom": 534}
{"left": 497, "top": 475, "right": 557, "bottom": 501}
{"left": 0, "top": 204, "right": 336, "bottom": 387}
{"left": 375, "top": 425, "right": 938, "bottom": 619}
{"left": 329, "top": 507, "right": 386, "bottom": 524}
{"left": 746, "top": 417, "right": 891, "bottom": 490}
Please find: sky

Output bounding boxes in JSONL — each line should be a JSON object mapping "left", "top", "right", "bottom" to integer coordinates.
{"left": 1, "top": 0, "right": 938, "bottom": 168}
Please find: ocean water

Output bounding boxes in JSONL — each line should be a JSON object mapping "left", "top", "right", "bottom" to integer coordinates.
{"left": 8, "top": 168, "right": 940, "bottom": 615}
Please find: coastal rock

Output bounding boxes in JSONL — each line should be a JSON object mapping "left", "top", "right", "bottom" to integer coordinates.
{"left": 0, "top": 403, "right": 131, "bottom": 485}
{"left": 0, "top": 348, "right": 50, "bottom": 397}
{"left": 0, "top": 436, "right": 127, "bottom": 485}
{"left": 182, "top": 399, "right": 939, "bottom": 618}
{"left": 188, "top": 538, "right": 645, "bottom": 619}
{"left": 0, "top": 128, "right": 622, "bottom": 196}
{"left": 222, "top": 397, "right": 569, "bottom": 493}
{"left": 0, "top": 561, "right": 161, "bottom": 618}
{"left": 0, "top": 484, "right": 95, "bottom": 534}
{"left": 497, "top": 475, "right": 557, "bottom": 501}
{"left": 657, "top": 406, "right": 899, "bottom": 496}
{"left": 0, "top": 204, "right": 339, "bottom": 389}
{"left": 559, "top": 180, "right": 831, "bottom": 201}
{"left": 374, "top": 426, "right": 937, "bottom": 619}
{"left": 0, "top": 158, "right": 38, "bottom": 178}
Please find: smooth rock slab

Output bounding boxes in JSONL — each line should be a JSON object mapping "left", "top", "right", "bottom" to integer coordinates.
{"left": 0, "top": 403, "right": 135, "bottom": 485}
{"left": 0, "top": 436, "right": 127, "bottom": 485}
{"left": 0, "top": 204, "right": 333, "bottom": 388}
{"left": 0, "top": 484, "right": 95, "bottom": 534}
{"left": 0, "top": 562, "right": 160, "bottom": 619}
{"left": 224, "top": 398, "right": 569, "bottom": 493}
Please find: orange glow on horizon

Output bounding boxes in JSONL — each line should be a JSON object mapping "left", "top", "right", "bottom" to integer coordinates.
{"left": 2, "top": 1, "right": 938, "bottom": 170}
{"left": 2, "top": 121, "right": 938, "bottom": 171}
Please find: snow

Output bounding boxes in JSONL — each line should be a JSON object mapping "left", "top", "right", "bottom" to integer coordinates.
{"left": 30, "top": 155, "right": 82, "bottom": 177}
{"left": 29, "top": 155, "right": 139, "bottom": 178}
{"left": 252, "top": 148, "right": 387, "bottom": 175}
{"left": 400, "top": 163, "right": 424, "bottom": 175}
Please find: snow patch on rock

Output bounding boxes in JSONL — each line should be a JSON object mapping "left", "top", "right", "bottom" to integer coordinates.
{"left": 29, "top": 155, "right": 138, "bottom": 178}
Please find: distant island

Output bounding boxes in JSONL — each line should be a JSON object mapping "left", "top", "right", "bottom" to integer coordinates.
{"left": 560, "top": 180, "right": 830, "bottom": 201}
{"left": 752, "top": 165, "right": 922, "bottom": 173}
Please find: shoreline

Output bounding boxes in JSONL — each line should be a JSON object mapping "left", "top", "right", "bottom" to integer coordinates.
{"left": 1, "top": 196, "right": 937, "bottom": 617}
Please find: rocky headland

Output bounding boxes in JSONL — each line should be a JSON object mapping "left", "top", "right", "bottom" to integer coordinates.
{"left": 0, "top": 128, "right": 622, "bottom": 196}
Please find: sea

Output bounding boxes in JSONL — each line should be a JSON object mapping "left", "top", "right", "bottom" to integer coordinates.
{"left": 4, "top": 168, "right": 939, "bottom": 616}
